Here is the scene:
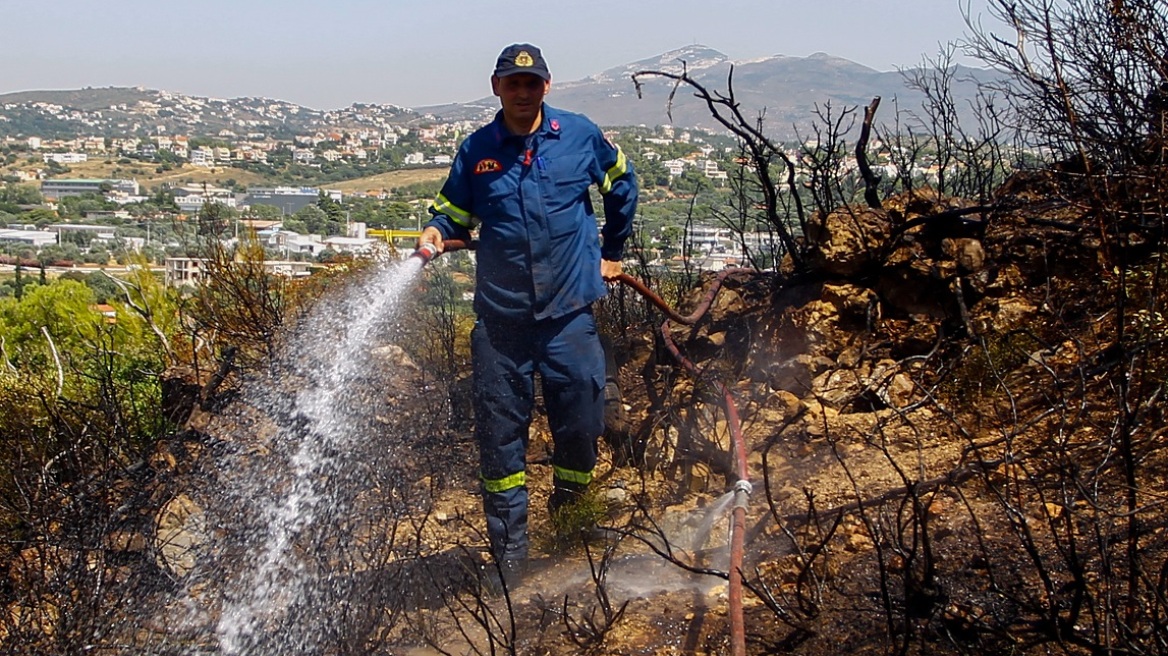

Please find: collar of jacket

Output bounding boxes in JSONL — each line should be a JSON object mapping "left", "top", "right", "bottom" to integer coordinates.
{"left": 491, "top": 104, "right": 564, "bottom": 144}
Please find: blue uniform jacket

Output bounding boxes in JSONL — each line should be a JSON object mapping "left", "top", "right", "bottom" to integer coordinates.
{"left": 426, "top": 104, "right": 637, "bottom": 322}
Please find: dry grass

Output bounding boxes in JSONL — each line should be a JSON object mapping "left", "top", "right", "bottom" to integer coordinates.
{"left": 7, "top": 160, "right": 270, "bottom": 189}
{"left": 4, "top": 159, "right": 447, "bottom": 192}
{"left": 322, "top": 168, "right": 447, "bottom": 193}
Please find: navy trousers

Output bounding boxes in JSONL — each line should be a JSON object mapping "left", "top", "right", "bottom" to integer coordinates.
{"left": 471, "top": 306, "right": 606, "bottom": 561}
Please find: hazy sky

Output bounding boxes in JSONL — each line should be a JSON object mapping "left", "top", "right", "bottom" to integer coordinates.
{"left": 5, "top": 0, "right": 996, "bottom": 110}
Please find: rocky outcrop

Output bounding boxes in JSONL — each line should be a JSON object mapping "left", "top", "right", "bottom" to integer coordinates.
{"left": 627, "top": 191, "right": 1045, "bottom": 499}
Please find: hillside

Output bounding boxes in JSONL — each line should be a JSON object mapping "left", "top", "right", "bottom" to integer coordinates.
{"left": 1, "top": 46, "right": 997, "bottom": 138}
{"left": 3, "top": 7, "right": 1166, "bottom": 653}
{"left": 0, "top": 87, "right": 160, "bottom": 111}
{"left": 0, "top": 87, "right": 418, "bottom": 139}
{"left": 34, "top": 165, "right": 1159, "bottom": 656}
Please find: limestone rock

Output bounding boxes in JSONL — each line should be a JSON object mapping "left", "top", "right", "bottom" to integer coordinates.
{"left": 154, "top": 494, "right": 207, "bottom": 578}
{"left": 943, "top": 237, "right": 987, "bottom": 273}
{"left": 806, "top": 206, "right": 892, "bottom": 276}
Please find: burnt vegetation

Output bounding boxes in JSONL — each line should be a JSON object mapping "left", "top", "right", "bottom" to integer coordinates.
{"left": 2, "top": 1, "right": 1168, "bottom": 654}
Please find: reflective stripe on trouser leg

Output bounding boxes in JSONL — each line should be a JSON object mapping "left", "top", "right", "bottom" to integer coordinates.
{"left": 481, "top": 484, "right": 527, "bottom": 561}
{"left": 472, "top": 319, "right": 535, "bottom": 560}
{"left": 541, "top": 307, "right": 605, "bottom": 491}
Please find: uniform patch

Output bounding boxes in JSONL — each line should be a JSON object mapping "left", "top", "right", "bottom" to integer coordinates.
{"left": 474, "top": 158, "right": 502, "bottom": 174}
{"left": 550, "top": 119, "right": 560, "bottom": 131}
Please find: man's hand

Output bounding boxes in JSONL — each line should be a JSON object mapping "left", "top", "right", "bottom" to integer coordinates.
{"left": 600, "top": 258, "right": 623, "bottom": 281}
{"left": 417, "top": 226, "right": 444, "bottom": 254}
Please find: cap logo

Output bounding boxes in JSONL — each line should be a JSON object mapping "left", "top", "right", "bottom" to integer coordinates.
{"left": 515, "top": 51, "right": 535, "bottom": 67}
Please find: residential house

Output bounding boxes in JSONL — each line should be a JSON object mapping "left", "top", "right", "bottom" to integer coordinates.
{"left": 190, "top": 147, "right": 214, "bottom": 167}
{"left": 663, "top": 159, "right": 688, "bottom": 177}
{"left": 322, "top": 236, "right": 377, "bottom": 255}
{"left": 165, "top": 257, "right": 206, "bottom": 287}
{"left": 82, "top": 137, "right": 106, "bottom": 152}
{"left": 257, "top": 228, "right": 326, "bottom": 257}
{"left": 703, "top": 160, "right": 728, "bottom": 182}
{"left": 90, "top": 304, "right": 118, "bottom": 324}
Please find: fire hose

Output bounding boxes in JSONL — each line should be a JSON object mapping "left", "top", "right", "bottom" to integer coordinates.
{"left": 413, "top": 241, "right": 752, "bottom": 656}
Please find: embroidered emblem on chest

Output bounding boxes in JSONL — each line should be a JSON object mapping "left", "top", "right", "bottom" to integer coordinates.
{"left": 474, "top": 158, "right": 502, "bottom": 174}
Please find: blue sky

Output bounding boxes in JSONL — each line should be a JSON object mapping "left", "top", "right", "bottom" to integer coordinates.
{"left": 6, "top": 0, "right": 995, "bottom": 109}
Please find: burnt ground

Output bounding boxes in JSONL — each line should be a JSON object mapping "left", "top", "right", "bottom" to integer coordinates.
{"left": 4, "top": 174, "right": 1167, "bottom": 655}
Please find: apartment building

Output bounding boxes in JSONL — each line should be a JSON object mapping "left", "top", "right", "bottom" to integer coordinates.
{"left": 41, "top": 178, "right": 140, "bottom": 198}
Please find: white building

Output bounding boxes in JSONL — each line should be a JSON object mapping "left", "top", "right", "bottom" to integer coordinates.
{"left": 0, "top": 229, "right": 57, "bottom": 248}
{"left": 322, "top": 236, "right": 377, "bottom": 255}
{"left": 663, "top": 159, "right": 689, "bottom": 177}
{"left": 257, "top": 228, "right": 326, "bottom": 257}
{"left": 703, "top": 160, "right": 728, "bottom": 181}
{"left": 43, "top": 152, "right": 88, "bottom": 164}
{"left": 190, "top": 147, "right": 214, "bottom": 167}
{"left": 685, "top": 225, "right": 733, "bottom": 254}
{"left": 264, "top": 260, "right": 314, "bottom": 278}
{"left": 175, "top": 194, "right": 238, "bottom": 213}
{"left": 165, "top": 257, "right": 206, "bottom": 287}
{"left": 166, "top": 256, "right": 313, "bottom": 286}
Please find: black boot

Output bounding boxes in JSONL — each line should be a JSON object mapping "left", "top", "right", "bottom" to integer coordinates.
{"left": 549, "top": 479, "right": 588, "bottom": 516}
{"left": 481, "top": 557, "right": 527, "bottom": 597}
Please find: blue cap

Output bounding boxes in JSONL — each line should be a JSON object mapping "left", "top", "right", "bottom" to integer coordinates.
{"left": 493, "top": 43, "right": 550, "bottom": 81}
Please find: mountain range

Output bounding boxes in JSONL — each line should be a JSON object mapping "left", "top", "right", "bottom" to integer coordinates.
{"left": 0, "top": 45, "right": 999, "bottom": 140}
{"left": 426, "top": 46, "right": 999, "bottom": 137}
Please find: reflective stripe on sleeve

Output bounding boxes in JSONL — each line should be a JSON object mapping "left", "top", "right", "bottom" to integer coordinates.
{"left": 432, "top": 193, "right": 477, "bottom": 228}
{"left": 552, "top": 465, "right": 593, "bottom": 485}
{"left": 598, "top": 146, "right": 629, "bottom": 195}
{"left": 482, "top": 470, "right": 526, "bottom": 493}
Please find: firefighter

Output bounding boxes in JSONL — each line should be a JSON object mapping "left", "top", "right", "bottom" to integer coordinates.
{"left": 417, "top": 43, "right": 638, "bottom": 582}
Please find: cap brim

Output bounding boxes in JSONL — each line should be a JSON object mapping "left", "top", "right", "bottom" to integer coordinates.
{"left": 494, "top": 68, "right": 550, "bottom": 81}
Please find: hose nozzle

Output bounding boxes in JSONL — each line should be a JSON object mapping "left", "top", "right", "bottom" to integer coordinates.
{"left": 411, "top": 242, "right": 440, "bottom": 264}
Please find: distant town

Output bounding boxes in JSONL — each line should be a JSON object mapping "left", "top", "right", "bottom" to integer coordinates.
{"left": 0, "top": 86, "right": 973, "bottom": 289}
